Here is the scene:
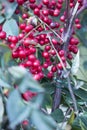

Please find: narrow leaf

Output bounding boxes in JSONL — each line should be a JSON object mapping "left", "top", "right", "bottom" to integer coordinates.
{"left": 0, "top": 95, "right": 4, "bottom": 123}
{"left": 71, "top": 51, "right": 80, "bottom": 75}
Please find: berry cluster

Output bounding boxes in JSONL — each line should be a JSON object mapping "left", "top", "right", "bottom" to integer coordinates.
{"left": 0, "top": 0, "right": 82, "bottom": 81}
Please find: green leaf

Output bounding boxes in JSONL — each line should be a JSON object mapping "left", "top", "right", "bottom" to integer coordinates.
{"left": 0, "top": 95, "right": 4, "bottom": 123}
{"left": 79, "top": 119, "right": 87, "bottom": 130}
{"left": 8, "top": 66, "right": 44, "bottom": 93}
{"left": 0, "top": 78, "right": 11, "bottom": 88}
{"left": 42, "top": 82, "right": 55, "bottom": 94}
{"left": 0, "top": 15, "right": 5, "bottom": 23}
{"left": 42, "top": 94, "right": 52, "bottom": 108}
{"left": 1, "top": 0, "right": 18, "bottom": 19}
{"left": 19, "top": 75, "right": 44, "bottom": 93}
{"left": 31, "top": 110, "right": 57, "bottom": 130}
{"left": 75, "top": 89, "right": 87, "bottom": 102}
{"left": 8, "top": 66, "right": 27, "bottom": 79}
{"left": 51, "top": 109, "right": 64, "bottom": 123}
{"left": 75, "top": 46, "right": 87, "bottom": 82}
{"left": 3, "top": 51, "right": 11, "bottom": 64}
{"left": 72, "top": 113, "right": 87, "bottom": 130}
{"left": 68, "top": 111, "right": 75, "bottom": 125}
{"left": 76, "top": 10, "right": 87, "bottom": 47}
{"left": 71, "top": 51, "right": 80, "bottom": 75}
{"left": 0, "top": 43, "right": 10, "bottom": 53}
{"left": 3, "top": 19, "right": 19, "bottom": 36}
{"left": 7, "top": 89, "right": 31, "bottom": 128}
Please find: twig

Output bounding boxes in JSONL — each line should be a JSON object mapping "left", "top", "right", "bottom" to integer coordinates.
{"left": 77, "top": 0, "right": 87, "bottom": 16}
{"left": 61, "top": 107, "right": 73, "bottom": 128}
{"left": 67, "top": 76, "right": 78, "bottom": 114}
{"left": 48, "top": 35, "right": 66, "bottom": 71}
{"left": 63, "top": 2, "right": 79, "bottom": 53}
{"left": 13, "top": 23, "right": 42, "bottom": 52}
{"left": 38, "top": 18, "right": 64, "bottom": 42}
{"left": 52, "top": 87, "right": 62, "bottom": 112}
{"left": 62, "top": 0, "right": 70, "bottom": 38}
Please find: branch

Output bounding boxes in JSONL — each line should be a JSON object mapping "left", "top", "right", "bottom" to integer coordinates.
{"left": 77, "top": 0, "right": 87, "bottom": 16}
{"left": 13, "top": 23, "right": 42, "bottom": 52}
{"left": 67, "top": 76, "right": 78, "bottom": 114}
{"left": 48, "top": 35, "right": 66, "bottom": 71}
{"left": 52, "top": 82, "right": 62, "bottom": 112}
{"left": 63, "top": 2, "right": 79, "bottom": 54}
{"left": 38, "top": 18, "right": 64, "bottom": 42}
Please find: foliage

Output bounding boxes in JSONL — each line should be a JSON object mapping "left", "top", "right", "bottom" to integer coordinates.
{"left": 0, "top": 0, "right": 87, "bottom": 130}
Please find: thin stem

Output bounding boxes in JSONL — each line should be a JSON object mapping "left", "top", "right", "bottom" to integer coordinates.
{"left": 61, "top": 107, "right": 72, "bottom": 128}
{"left": 67, "top": 76, "right": 78, "bottom": 114}
{"left": 48, "top": 35, "right": 66, "bottom": 71}
{"left": 63, "top": 0, "right": 70, "bottom": 33}
{"left": 13, "top": 23, "right": 42, "bottom": 52}
{"left": 38, "top": 18, "right": 64, "bottom": 43}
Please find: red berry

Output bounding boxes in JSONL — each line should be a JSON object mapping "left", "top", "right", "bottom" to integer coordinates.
{"left": 42, "top": 51, "right": 49, "bottom": 59}
{"left": 45, "top": 45, "right": 51, "bottom": 51}
{"left": 33, "top": 73, "right": 41, "bottom": 80}
{"left": 0, "top": 31, "right": 6, "bottom": 39}
{"left": 58, "top": 0, "right": 63, "bottom": 4}
{"left": 20, "top": 23, "right": 26, "bottom": 30}
{"left": 52, "top": 38, "right": 58, "bottom": 45}
{"left": 61, "top": 56, "right": 66, "bottom": 62}
{"left": 22, "top": 13, "right": 28, "bottom": 19}
{"left": 0, "top": 25, "right": 2, "bottom": 31}
{"left": 18, "top": 33, "right": 24, "bottom": 40}
{"left": 43, "top": 62, "right": 48, "bottom": 69}
{"left": 75, "top": 18, "right": 80, "bottom": 24}
{"left": 29, "top": 0, "right": 36, "bottom": 3}
{"left": 67, "top": 53, "right": 73, "bottom": 60}
{"left": 57, "top": 63, "right": 63, "bottom": 70}
{"left": 9, "top": 43, "right": 15, "bottom": 49}
{"left": 59, "top": 50, "right": 65, "bottom": 57}
{"left": 11, "top": 36, "right": 18, "bottom": 43}
{"left": 53, "top": 9, "right": 60, "bottom": 16}
{"left": 60, "top": 15, "right": 65, "bottom": 22}
{"left": 17, "top": 0, "right": 24, "bottom": 5}
{"left": 12, "top": 51, "right": 19, "bottom": 58}
{"left": 76, "top": 24, "right": 81, "bottom": 29}
{"left": 8, "top": 0, "right": 14, "bottom": 2}
{"left": 34, "top": 8, "right": 40, "bottom": 16}
{"left": 28, "top": 54, "right": 36, "bottom": 62}
{"left": 22, "top": 120, "right": 29, "bottom": 126}
{"left": 42, "top": 9, "right": 49, "bottom": 16}
{"left": 23, "top": 38, "right": 30, "bottom": 46}
{"left": 33, "top": 60, "right": 40, "bottom": 68}
{"left": 25, "top": 25, "right": 33, "bottom": 32}
{"left": 25, "top": 60, "right": 32, "bottom": 67}
{"left": 22, "top": 91, "right": 34, "bottom": 101}
{"left": 42, "top": 0, "right": 49, "bottom": 5}
{"left": 51, "top": 66, "right": 57, "bottom": 72}
{"left": 47, "top": 71, "right": 53, "bottom": 79}
{"left": 19, "top": 50, "right": 26, "bottom": 59}
{"left": 72, "top": 47, "right": 78, "bottom": 54}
